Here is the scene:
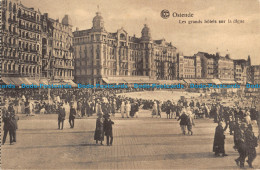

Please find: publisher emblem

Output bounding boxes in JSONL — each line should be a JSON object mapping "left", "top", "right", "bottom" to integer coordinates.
{"left": 161, "top": 9, "right": 170, "bottom": 19}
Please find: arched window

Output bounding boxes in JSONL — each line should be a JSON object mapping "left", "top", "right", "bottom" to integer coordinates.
{"left": 18, "top": 9, "right": 21, "bottom": 17}
{"left": 120, "top": 33, "right": 126, "bottom": 40}
{"left": 9, "top": 2, "right": 12, "bottom": 11}
{"left": 13, "top": 3, "right": 16, "bottom": 13}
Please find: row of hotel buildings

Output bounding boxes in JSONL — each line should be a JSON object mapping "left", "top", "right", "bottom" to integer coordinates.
{"left": 1, "top": 0, "right": 260, "bottom": 86}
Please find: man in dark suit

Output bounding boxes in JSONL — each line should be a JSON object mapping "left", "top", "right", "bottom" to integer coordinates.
{"left": 2, "top": 105, "right": 15, "bottom": 145}
{"left": 69, "top": 104, "right": 76, "bottom": 128}
{"left": 58, "top": 103, "right": 66, "bottom": 130}
{"left": 104, "top": 114, "right": 114, "bottom": 146}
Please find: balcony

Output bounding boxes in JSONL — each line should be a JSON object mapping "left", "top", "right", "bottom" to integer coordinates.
{"left": 19, "top": 24, "right": 41, "bottom": 33}
{"left": 18, "top": 14, "right": 37, "bottom": 23}
{"left": 8, "top": 18, "right": 18, "bottom": 24}
{"left": 54, "top": 65, "right": 74, "bottom": 69}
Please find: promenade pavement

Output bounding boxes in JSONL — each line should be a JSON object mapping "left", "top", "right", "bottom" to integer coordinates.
{"left": 1, "top": 110, "right": 260, "bottom": 169}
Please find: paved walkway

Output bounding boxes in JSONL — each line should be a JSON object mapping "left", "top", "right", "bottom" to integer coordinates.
{"left": 1, "top": 110, "right": 260, "bottom": 169}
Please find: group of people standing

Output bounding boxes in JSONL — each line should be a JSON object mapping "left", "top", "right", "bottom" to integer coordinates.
{"left": 213, "top": 107, "right": 259, "bottom": 168}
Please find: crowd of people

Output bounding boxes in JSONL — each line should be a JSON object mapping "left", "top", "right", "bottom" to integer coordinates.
{"left": 1, "top": 88, "right": 259, "bottom": 168}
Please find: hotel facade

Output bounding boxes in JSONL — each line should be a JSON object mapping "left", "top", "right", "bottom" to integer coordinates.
{"left": 1, "top": 0, "right": 75, "bottom": 86}
{"left": 1, "top": 2, "right": 259, "bottom": 87}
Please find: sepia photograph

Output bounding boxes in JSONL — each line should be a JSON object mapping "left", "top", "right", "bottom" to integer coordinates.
{"left": 0, "top": 0, "right": 260, "bottom": 169}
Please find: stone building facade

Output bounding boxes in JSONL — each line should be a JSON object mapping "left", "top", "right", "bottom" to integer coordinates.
{"left": 233, "top": 57, "right": 250, "bottom": 84}
{"left": 43, "top": 15, "right": 74, "bottom": 81}
{"left": 73, "top": 12, "right": 178, "bottom": 84}
{"left": 177, "top": 55, "right": 201, "bottom": 79}
{"left": 1, "top": 0, "right": 74, "bottom": 85}
{"left": 1, "top": 0, "right": 42, "bottom": 83}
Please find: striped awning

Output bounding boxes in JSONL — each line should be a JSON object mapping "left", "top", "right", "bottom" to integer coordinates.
{"left": 1, "top": 77, "right": 14, "bottom": 85}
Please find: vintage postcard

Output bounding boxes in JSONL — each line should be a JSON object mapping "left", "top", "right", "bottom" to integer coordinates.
{"left": 0, "top": 0, "right": 260, "bottom": 169}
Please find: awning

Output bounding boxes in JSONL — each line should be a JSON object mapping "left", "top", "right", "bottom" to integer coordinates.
{"left": 186, "top": 79, "right": 197, "bottom": 84}
{"left": 205, "top": 79, "right": 214, "bottom": 84}
{"left": 211, "top": 79, "right": 222, "bottom": 85}
{"left": 183, "top": 79, "right": 192, "bottom": 84}
{"left": 29, "top": 79, "right": 40, "bottom": 86}
{"left": 195, "top": 79, "right": 203, "bottom": 84}
{"left": 1, "top": 77, "right": 15, "bottom": 85}
{"left": 10, "top": 77, "right": 26, "bottom": 86}
{"left": 236, "top": 81, "right": 243, "bottom": 84}
{"left": 123, "top": 79, "right": 144, "bottom": 84}
{"left": 178, "top": 80, "right": 186, "bottom": 84}
{"left": 144, "top": 79, "right": 159, "bottom": 84}
{"left": 63, "top": 80, "right": 78, "bottom": 87}
{"left": 103, "top": 78, "right": 127, "bottom": 84}
{"left": 220, "top": 80, "right": 236, "bottom": 84}
{"left": 23, "top": 78, "right": 33, "bottom": 85}
{"left": 39, "top": 79, "right": 49, "bottom": 85}
{"left": 158, "top": 80, "right": 172, "bottom": 84}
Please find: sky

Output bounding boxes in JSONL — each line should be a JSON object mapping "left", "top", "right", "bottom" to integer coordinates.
{"left": 21, "top": 0, "right": 260, "bottom": 64}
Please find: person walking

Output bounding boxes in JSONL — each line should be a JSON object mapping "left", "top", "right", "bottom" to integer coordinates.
{"left": 125, "top": 101, "right": 131, "bottom": 118}
{"left": 111, "top": 99, "right": 116, "bottom": 117}
{"left": 177, "top": 108, "right": 188, "bottom": 135}
{"left": 69, "top": 104, "right": 76, "bottom": 128}
{"left": 58, "top": 103, "right": 66, "bottom": 130}
{"left": 235, "top": 123, "right": 247, "bottom": 168}
{"left": 245, "top": 124, "right": 258, "bottom": 168}
{"left": 157, "top": 101, "right": 162, "bottom": 118}
{"left": 104, "top": 114, "right": 114, "bottom": 146}
{"left": 165, "top": 101, "right": 171, "bottom": 119}
{"left": 213, "top": 121, "right": 228, "bottom": 157}
{"left": 152, "top": 101, "right": 158, "bottom": 118}
{"left": 187, "top": 108, "right": 195, "bottom": 135}
{"left": 120, "top": 100, "right": 125, "bottom": 118}
{"left": 2, "top": 105, "right": 15, "bottom": 145}
{"left": 10, "top": 111, "right": 19, "bottom": 143}
{"left": 94, "top": 115, "right": 104, "bottom": 145}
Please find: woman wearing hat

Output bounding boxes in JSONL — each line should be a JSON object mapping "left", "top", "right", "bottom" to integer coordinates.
{"left": 120, "top": 100, "right": 125, "bottom": 118}
{"left": 213, "top": 121, "right": 228, "bottom": 157}
{"left": 94, "top": 115, "right": 104, "bottom": 145}
{"left": 152, "top": 101, "right": 158, "bottom": 118}
{"left": 125, "top": 101, "right": 131, "bottom": 118}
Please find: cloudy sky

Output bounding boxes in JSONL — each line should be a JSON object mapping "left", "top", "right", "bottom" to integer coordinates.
{"left": 21, "top": 0, "right": 260, "bottom": 64}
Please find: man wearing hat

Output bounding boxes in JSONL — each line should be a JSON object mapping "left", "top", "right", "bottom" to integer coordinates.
{"left": 2, "top": 103, "right": 14, "bottom": 145}
{"left": 103, "top": 114, "right": 114, "bottom": 146}
{"left": 69, "top": 104, "right": 76, "bottom": 128}
{"left": 245, "top": 124, "right": 258, "bottom": 168}
{"left": 235, "top": 122, "right": 247, "bottom": 168}
{"left": 58, "top": 103, "right": 66, "bottom": 130}
{"left": 177, "top": 108, "right": 188, "bottom": 135}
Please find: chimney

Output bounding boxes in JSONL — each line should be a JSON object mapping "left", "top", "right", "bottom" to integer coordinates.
{"left": 76, "top": 27, "right": 79, "bottom": 31}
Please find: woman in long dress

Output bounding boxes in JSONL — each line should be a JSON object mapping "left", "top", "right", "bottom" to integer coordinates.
{"left": 125, "top": 101, "right": 131, "bottom": 118}
{"left": 94, "top": 115, "right": 104, "bottom": 145}
{"left": 152, "top": 101, "right": 158, "bottom": 118}
{"left": 121, "top": 101, "right": 125, "bottom": 118}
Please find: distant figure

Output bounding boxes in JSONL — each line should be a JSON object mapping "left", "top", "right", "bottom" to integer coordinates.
{"left": 125, "top": 101, "right": 131, "bottom": 118}
{"left": 177, "top": 109, "right": 188, "bottom": 135}
{"left": 121, "top": 101, "right": 125, "bottom": 118}
{"left": 58, "top": 103, "right": 66, "bottom": 130}
{"left": 187, "top": 109, "right": 195, "bottom": 135}
{"left": 152, "top": 101, "right": 158, "bottom": 118}
{"left": 2, "top": 104, "right": 15, "bottom": 145}
{"left": 245, "top": 124, "right": 258, "bottom": 168}
{"left": 69, "top": 105, "right": 76, "bottom": 128}
{"left": 213, "top": 121, "right": 228, "bottom": 157}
